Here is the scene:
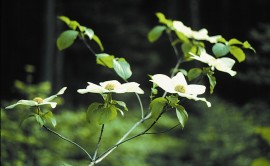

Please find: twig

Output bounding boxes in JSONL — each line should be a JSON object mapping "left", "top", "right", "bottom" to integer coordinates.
{"left": 95, "top": 108, "right": 167, "bottom": 164}
{"left": 93, "top": 124, "right": 105, "bottom": 160}
{"left": 43, "top": 125, "right": 93, "bottom": 161}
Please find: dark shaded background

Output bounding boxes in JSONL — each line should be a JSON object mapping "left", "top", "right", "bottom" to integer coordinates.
{"left": 1, "top": 0, "right": 269, "bottom": 106}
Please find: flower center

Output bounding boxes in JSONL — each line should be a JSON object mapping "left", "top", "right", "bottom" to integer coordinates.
{"left": 33, "top": 97, "right": 43, "bottom": 104}
{"left": 105, "top": 83, "right": 116, "bottom": 90}
{"left": 174, "top": 84, "right": 186, "bottom": 93}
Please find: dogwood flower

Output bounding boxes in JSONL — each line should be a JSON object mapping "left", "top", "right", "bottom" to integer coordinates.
{"left": 172, "top": 21, "right": 221, "bottom": 43}
{"left": 5, "top": 87, "right": 67, "bottom": 109}
{"left": 151, "top": 72, "right": 211, "bottom": 107}
{"left": 189, "top": 49, "right": 237, "bottom": 76}
{"left": 77, "top": 80, "right": 144, "bottom": 94}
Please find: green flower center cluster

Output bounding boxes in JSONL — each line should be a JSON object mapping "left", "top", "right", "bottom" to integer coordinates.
{"left": 174, "top": 84, "right": 186, "bottom": 93}
{"left": 105, "top": 83, "right": 116, "bottom": 90}
{"left": 33, "top": 97, "right": 44, "bottom": 104}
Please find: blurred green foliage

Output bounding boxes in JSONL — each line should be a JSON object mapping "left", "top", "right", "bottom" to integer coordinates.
{"left": 1, "top": 85, "right": 269, "bottom": 166}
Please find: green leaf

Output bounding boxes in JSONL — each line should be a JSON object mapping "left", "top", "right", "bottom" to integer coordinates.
{"left": 217, "top": 37, "right": 227, "bottom": 43}
{"left": 113, "top": 58, "right": 132, "bottom": 80}
{"left": 155, "top": 12, "right": 173, "bottom": 27}
{"left": 68, "top": 20, "right": 80, "bottom": 30}
{"left": 92, "top": 34, "right": 104, "bottom": 51}
{"left": 114, "top": 100, "right": 128, "bottom": 111}
{"left": 84, "top": 28, "right": 94, "bottom": 40}
{"left": 86, "top": 102, "right": 103, "bottom": 123}
{"left": 206, "top": 70, "right": 216, "bottom": 94}
{"left": 175, "top": 105, "right": 188, "bottom": 129}
{"left": 229, "top": 46, "right": 246, "bottom": 62}
{"left": 251, "top": 157, "right": 270, "bottom": 166}
{"left": 147, "top": 25, "right": 166, "bottom": 42}
{"left": 43, "top": 111, "right": 57, "bottom": 127}
{"left": 34, "top": 114, "right": 45, "bottom": 127}
{"left": 188, "top": 68, "right": 202, "bottom": 81}
{"left": 243, "top": 41, "right": 256, "bottom": 52}
{"left": 212, "top": 43, "right": 230, "bottom": 57}
{"left": 58, "top": 16, "right": 70, "bottom": 25}
{"left": 57, "top": 30, "right": 79, "bottom": 51}
{"left": 150, "top": 97, "right": 167, "bottom": 119}
{"left": 96, "top": 53, "right": 115, "bottom": 68}
{"left": 228, "top": 38, "right": 243, "bottom": 45}
{"left": 78, "top": 25, "right": 86, "bottom": 32}
{"left": 96, "top": 106, "right": 117, "bottom": 125}
{"left": 181, "top": 42, "right": 197, "bottom": 59}
{"left": 175, "top": 31, "right": 189, "bottom": 43}
{"left": 166, "top": 95, "right": 179, "bottom": 107}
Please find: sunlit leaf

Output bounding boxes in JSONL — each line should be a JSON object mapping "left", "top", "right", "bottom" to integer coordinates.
{"left": 92, "top": 34, "right": 104, "bottom": 51}
{"left": 150, "top": 97, "right": 167, "bottom": 119}
{"left": 148, "top": 25, "right": 166, "bottom": 42}
{"left": 155, "top": 12, "right": 173, "bottom": 27}
{"left": 188, "top": 68, "right": 202, "bottom": 81}
{"left": 68, "top": 20, "right": 80, "bottom": 30}
{"left": 251, "top": 157, "right": 270, "bottom": 166}
{"left": 58, "top": 16, "right": 70, "bottom": 25}
{"left": 217, "top": 37, "right": 227, "bottom": 43}
{"left": 113, "top": 58, "right": 132, "bottom": 80}
{"left": 243, "top": 41, "right": 256, "bottom": 52}
{"left": 175, "top": 31, "right": 189, "bottom": 43}
{"left": 84, "top": 28, "right": 94, "bottom": 40}
{"left": 96, "top": 53, "right": 114, "bottom": 68}
{"left": 175, "top": 105, "right": 188, "bottom": 129}
{"left": 57, "top": 30, "right": 79, "bottom": 51}
{"left": 229, "top": 46, "right": 245, "bottom": 62}
{"left": 228, "top": 38, "right": 243, "bottom": 45}
{"left": 212, "top": 43, "right": 230, "bottom": 57}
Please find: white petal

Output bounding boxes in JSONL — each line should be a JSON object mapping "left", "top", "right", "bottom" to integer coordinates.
{"left": 43, "top": 95, "right": 57, "bottom": 102}
{"left": 56, "top": 87, "right": 67, "bottom": 95}
{"left": 173, "top": 21, "right": 193, "bottom": 37}
{"left": 151, "top": 74, "right": 175, "bottom": 93}
{"left": 177, "top": 93, "right": 211, "bottom": 107}
{"left": 172, "top": 72, "right": 187, "bottom": 86}
{"left": 77, "top": 89, "right": 90, "bottom": 94}
{"left": 119, "top": 82, "right": 144, "bottom": 94}
{"left": 200, "top": 50, "right": 216, "bottom": 63}
{"left": 39, "top": 101, "right": 57, "bottom": 108}
{"left": 5, "top": 100, "right": 37, "bottom": 109}
{"left": 186, "top": 84, "right": 206, "bottom": 95}
{"left": 207, "top": 35, "right": 222, "bottom": 43}
{"left": 77, "top": 83, "right": 105, "bottom": 94}
{"left": 99, "top": 80, "right": 121, "bottom": 88}
{"left": 215, "top": 58, "right": 237, "bottom": 76}
{"left": 192, "top": 28, "right": 208, "bottom": 40}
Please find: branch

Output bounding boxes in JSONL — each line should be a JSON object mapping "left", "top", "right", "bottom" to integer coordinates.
{"left": 80, "top": 37, "right": 96, "bottom": 56}
{"left": 43, "top": 125, "right": 93, "bottom": 161}
{"left": 94, "top": 108, "right": 167, "bottom": 164}
{"left": 93, "top": 124, "right": 105, "bottom": 160}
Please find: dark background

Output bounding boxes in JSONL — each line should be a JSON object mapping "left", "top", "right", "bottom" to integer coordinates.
{"left": 1, "top": 0, "right": 270, "bottom": 106}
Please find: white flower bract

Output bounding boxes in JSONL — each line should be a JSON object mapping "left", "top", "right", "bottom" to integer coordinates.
{"left": 190, "top": 49, "right": 237, "bottom": 76}
{"left": 77, "top": 80, "right": 144, "bottom": 94}
{"left": 173, "top": 21, "right": 221, "bottom": 43}
{"left": 151, "top": 72, "right": 211, "bottom": 107}
{"left": 5, "top": 87, "right": 67, "bottom": 109}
